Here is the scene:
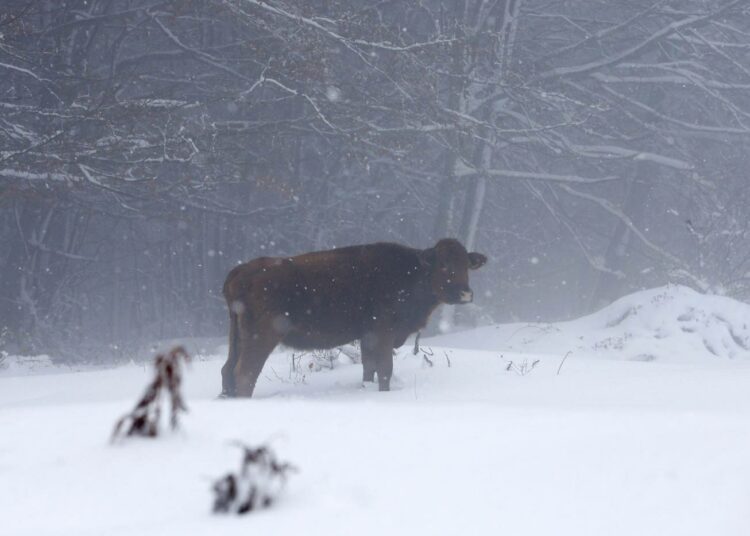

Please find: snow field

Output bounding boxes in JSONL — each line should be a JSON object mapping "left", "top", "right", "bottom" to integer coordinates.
{"left": 1, "top": 285, "right": 750, "bottom": 535}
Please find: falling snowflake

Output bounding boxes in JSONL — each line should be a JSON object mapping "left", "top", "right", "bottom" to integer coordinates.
{"left": 326, "top": 86, "right": 341, "bottom": 102}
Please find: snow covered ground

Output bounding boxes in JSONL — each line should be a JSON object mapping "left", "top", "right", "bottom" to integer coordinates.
{"left": 1, "top": 285, "right": 749, "bottom": 536}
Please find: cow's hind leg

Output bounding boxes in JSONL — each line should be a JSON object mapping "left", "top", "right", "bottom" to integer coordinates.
{"left": 220, "top": 312, "right": 240, "bottom": 397}
{"left": 234, "top": 315, "right": 280, "bottom": 398}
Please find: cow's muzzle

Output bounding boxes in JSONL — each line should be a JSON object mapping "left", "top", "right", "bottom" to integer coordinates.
{"left": 459, "top": 290, "right": 473, "bottom": 303}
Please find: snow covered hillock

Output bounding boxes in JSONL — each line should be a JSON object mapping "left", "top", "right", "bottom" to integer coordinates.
{"left": 433, "top": 285, "right": 750, "bottom": 362}
{"left": 0, "top": 352, "right": 56, "bottom": 375}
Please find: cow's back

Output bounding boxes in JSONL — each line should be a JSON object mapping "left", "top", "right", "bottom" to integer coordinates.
{"left": 225, "top": 243, "right": 428, "bottom": 349}
{"left": 284, "top": 244, "right": 421, "bottom": 341}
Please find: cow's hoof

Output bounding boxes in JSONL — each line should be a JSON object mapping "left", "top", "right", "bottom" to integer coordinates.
{"left": 362, "top": 369, "right": 375, "bottom": 382}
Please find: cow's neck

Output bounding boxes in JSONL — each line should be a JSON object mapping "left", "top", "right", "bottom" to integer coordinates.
{"left": 396, "top": 269, "right": 440, "bottom": 329}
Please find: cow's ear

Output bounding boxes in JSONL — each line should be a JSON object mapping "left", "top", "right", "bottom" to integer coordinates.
{"left": 418, "top": 247, "right": 436, "bottom": 269}
{"left": 468, "top": 252, "right": 487, "bottom": 270}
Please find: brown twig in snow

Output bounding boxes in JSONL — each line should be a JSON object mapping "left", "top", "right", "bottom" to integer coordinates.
{"left": 557, "top": 351, "right": 572, "bottom": 376}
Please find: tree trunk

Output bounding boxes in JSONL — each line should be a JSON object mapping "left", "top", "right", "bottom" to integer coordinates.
{"left": 589, "top": 162, "right": 654, "bottom": 309}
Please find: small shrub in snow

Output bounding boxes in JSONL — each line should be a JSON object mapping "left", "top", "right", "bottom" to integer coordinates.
{"left": 272, "top": 344, "right": 361, "bottom": 385}
{"left": 505, "top": 358, "right": 540, "bottom": 376}
{"left": 416, "top": 343, "right": 452, "bottom": 368}
{"left": 212, "top": 443, "right": 296, "bottom": 514}
{"left": 311, "top": 348, "right": 341, "bottom": 370}
{"left": 111, "top": 346, "right": 190, "bottom": 441}
{"left": 339, "top": 341, "right": 361, "bottom": 363}
{"left": 266, "top": 352, "right": 308, "bottom": 385}
{"left": 306, "top": 344, "right": 360, "bottom": 370}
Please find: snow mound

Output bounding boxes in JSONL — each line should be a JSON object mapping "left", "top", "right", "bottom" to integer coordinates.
{"left": 433, "top": 285, "right": 750, "bottom": 362}
{"left": 0, "top": 352, "right": 56, "bottom": 375}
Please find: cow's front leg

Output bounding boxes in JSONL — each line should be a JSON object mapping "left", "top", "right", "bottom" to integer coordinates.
{"left": 360, "top": 337, "right": 376, "bottom": 383}
{"left": 377, "top": 350, "right": 394, "bottom": 392}
{"left": 362, "top": 357, "right": 376, "bottom": 383}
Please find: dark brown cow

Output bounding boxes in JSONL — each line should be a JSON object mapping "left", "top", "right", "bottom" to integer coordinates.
{"left": 221, "top": 239, "right": 487, "bottom": 397}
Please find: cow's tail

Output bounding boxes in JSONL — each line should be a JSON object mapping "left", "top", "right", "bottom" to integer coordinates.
{"left": 221, "top": 268, "right": 245, "bottom": 397}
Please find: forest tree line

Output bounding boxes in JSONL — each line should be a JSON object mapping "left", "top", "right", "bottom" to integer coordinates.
{"left": 1, "top": 0, "right": 749, "bottom": 360}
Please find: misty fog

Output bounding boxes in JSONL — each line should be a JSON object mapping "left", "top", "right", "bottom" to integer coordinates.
{"left": 2, "top": 0, "right": 749, "bottom": 361}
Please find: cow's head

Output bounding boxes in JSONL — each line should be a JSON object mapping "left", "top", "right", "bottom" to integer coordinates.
{"left": 420, "top": 238, "right": 487, "bottom": 304}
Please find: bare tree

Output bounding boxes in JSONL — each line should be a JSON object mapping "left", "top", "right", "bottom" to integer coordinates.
{"left": 2, "top": 0, "right": 750, "bottom": 359}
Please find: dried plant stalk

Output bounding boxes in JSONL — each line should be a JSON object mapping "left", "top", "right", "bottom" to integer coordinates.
{"left": 213, "top": 443, "right": 296, "bottom": 514}
{"left": 111, "top": 346, "right": 190, "bottom": 441}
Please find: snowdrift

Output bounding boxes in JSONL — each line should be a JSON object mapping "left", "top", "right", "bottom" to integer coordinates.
{"left": 433, "top": 285, "right": 750, "bottom": 362}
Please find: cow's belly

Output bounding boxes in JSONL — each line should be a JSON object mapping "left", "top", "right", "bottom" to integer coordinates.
{"left": 281, "top": 328, "right": 357, "bottom": 350}
{"left": 277, "top": 294, "right": 369, "bottom": 349}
